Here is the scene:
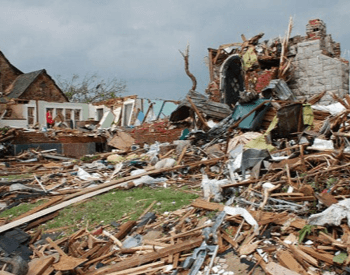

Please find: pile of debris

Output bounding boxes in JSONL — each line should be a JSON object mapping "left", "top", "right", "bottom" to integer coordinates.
{"left": 1, "top": 17, "right": 350, "bottom": 275}
{"left": 2, "top": 89, "right": 350, "bottom": 274}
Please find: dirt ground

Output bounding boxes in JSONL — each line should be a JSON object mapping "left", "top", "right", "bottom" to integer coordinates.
{"left": 222, "top": 252, "right": 265, "bottom": 275}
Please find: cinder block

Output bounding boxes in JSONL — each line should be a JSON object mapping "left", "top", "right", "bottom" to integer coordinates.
{"left": 331, "top": 78, "right": 343, "bottom": 88}
{"left": 304, "top": 47, "right": 313, "bottom": 57}
{"left": 323, "top": 65, "right": 337, "bottom": 71}
{"left": 289, "top": 45, "right": 297, "bottom": 55}
{"left": 322, "top": 57, "right": 338, "bottom": 66}
{"left": 309, "top": 85, "right": 326, "bottom": 94}
{"left": 321, "top": 94, "right": 334, "bottom": 102}
{"left": 313, "top": 76, "right": 329, "bottom": 86}
{"left": 295, "top": 57, "right": 308, "bottom": 67}
{"left": 308, "top": 58, "right": 319, "bottom": 66}
{"left": 292, "top": 60, "right": 299, "bottom": 67}
{"left": 312, "top": 64, "right": 323, "bottom": 73}
{"left": 326, "top": 69, "right": 342, "bottom": 77}
{"left": 294, "top": 54, "right": 304, "bottom": 61}
{"left": 297, "top": 78, "right": 310, "bottom": 87}
{"left": 313, "top": 50, "right": 323, "bottom": 55}
{"left": 341, "top": 63, "right": 349, "bottom": 70}
{"left": 307, "top": 66, "right": 316, "bottom": 76}
{"left": 295, "top": 70, "right": 308, "bottom": 78}
{"left": 297, "top": 46, "right": 304, "bottom": 55}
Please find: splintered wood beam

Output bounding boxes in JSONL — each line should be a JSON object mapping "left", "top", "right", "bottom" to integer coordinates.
{"left": 177, "top": 143, "right": 189, "bottom": 163}
{"left": 86, "top": 237, "right": 203, "bottom": 275}
{"left": 27, "top": 256, "right": 55, "bottom": 275}
{"left": 277, "top": 250, "right": 308, "bottom": 275}
{"left": 298, "top": 246, "right": 334, "bottom": 265}
{"left": 187, "top": 96, "right": 210, "bottom": 131}
{"left": 141, "top": 103, "right": 154, "bottom": 124}
{"left": 191, "top": 198, "right": 225, "bottom": 211}
{"left": 114, "top": 220, "right": 136, "bottom": 240}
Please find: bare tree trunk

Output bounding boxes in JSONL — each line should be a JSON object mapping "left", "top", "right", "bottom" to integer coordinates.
{"left": 179, "top": 44, "right": 197, "bottom": 91}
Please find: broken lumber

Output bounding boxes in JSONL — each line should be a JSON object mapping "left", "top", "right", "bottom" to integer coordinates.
{"left": 86, "top": 237, "right": 203, "bottom": 275}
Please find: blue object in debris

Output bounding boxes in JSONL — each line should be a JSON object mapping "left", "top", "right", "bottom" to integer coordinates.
{"left": 231, "top": 98, "right": 270, "bottom": 130}
{"left": 180, "top": 128, "right": 190, "bottom": 140}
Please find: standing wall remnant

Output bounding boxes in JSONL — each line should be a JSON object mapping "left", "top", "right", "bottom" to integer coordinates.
{"left": 289, "top": 19, "right": 349, "bottom": 105}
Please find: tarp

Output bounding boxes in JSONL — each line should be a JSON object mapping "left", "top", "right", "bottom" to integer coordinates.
{"left": 231, "top": 99, "right": 270, "bottom": 130}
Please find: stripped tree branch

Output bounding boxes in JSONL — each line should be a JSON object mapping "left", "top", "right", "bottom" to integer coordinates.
{"left": 179, "top": 43, "right": 197, "bottom": 91}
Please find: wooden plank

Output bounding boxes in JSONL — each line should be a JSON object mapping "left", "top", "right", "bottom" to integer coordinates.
{"left": 25, "top": 212, "right": 59, "bottom": 230}
{"left": 27, "top": 256, "right": 55, "bottom": 275}
{"left": 277, "top": 250, "right": 308, "bottom": 275}
{"left": 299, "top": 245, "right": 334, "bottom": 264}
{"left": 265, "top": 262, "right": 300, "bottom": 275}
{"left": 115, "top": 221, "right": 136, "bottom": 240}
{"left": 191, "top": 198, "right": 224, "bottom": 211}
{"left": 107, "top": 261, "right": 164, "bottom": 275}
{"left": 13, "top": 196, "right": 63, "bottom": 221}
{"left": 187, "top": 96, "right": 210, "bottom": 131}
{"left": 289, "top": 244, "right": 318, "bottom": 267}
{"left": 86, "top": 237, "right": 203, "bottom": 275}
{"left": 177, "top": 144, "right": 189, "bottom": 163}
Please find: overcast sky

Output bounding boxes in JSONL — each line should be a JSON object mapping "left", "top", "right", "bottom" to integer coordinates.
{"left": 1, "top": 0, "right": 350, "bottom": 101}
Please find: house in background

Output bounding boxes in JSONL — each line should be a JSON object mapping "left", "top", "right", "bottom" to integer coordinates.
{"left": 0, "top": 50, "right": 178, "bottom": 130}
{"left": 0, "top": 50, "right": 92, "bottom": 128}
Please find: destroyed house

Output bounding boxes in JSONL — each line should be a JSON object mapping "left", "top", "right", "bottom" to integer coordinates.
{"left": 206, "top": 19, "right": 349, "bottom": 106}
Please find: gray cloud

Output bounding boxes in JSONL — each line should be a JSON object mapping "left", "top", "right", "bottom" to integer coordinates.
{"left": 0, "top": 0, "right": 349, "bottom": 100}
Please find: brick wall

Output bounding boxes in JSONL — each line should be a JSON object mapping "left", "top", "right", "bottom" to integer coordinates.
{"left": 20, "top": 72, "right": 68, "bottom": 102}
{"left": 0, "top": 54, "right": 22, "bottom": 93}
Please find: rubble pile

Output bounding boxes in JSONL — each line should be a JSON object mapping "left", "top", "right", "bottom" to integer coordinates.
{"left": 1, "top": 89, "right": 350, "bottom": 274}
{"left": 1, "top": 18, "right": 350, "bottom": 275}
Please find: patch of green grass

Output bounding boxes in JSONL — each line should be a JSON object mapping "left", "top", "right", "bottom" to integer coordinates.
{"left": 0, "top": 200, "right": 46, "bottom": 220}
{"left": 42, "top": 186, "right": 199, "bottom": 234}
{"left": 80, "top": 155, "right": 100, "bottom": 162}
{"left": 0, "top": 174, "right": 33, "bottom": 181}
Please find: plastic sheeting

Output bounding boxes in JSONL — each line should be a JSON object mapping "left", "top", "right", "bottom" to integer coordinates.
{"left": 201, "top": 175, "right": 229, "bottom": 202}
{"left": 312, "top": 102, "right": 345, "bottom": 116}
{"left": 308, "top": 198, "right": 350, "bottom": 227}
{"left": 309, "top": 138, "right": 334, "bottom": 150}
{"left": 224, "top": 206, "right": 259, "bottom": 235}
